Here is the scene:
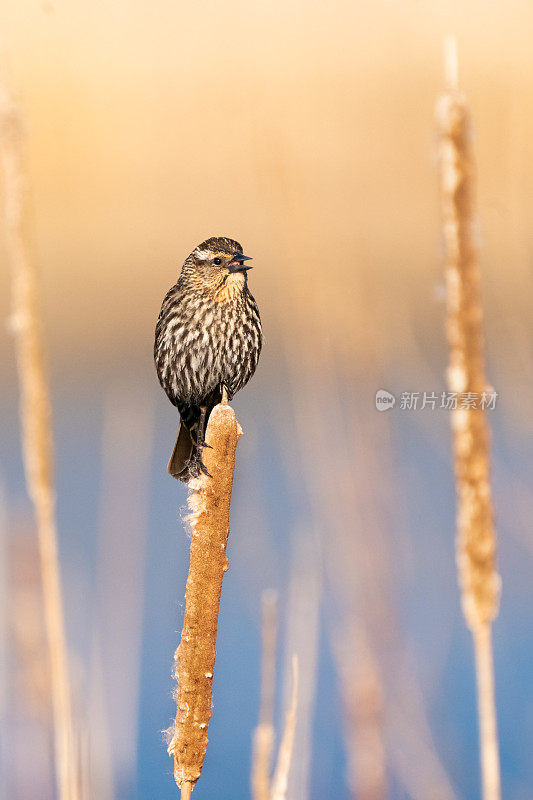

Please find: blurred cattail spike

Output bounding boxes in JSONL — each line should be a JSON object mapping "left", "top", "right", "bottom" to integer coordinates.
{"left": 167, "top": 400, "right": 242, "bottom": 796}
{"left": 251, "top": 590, "right": 278, "bottom": 800}
{"left": 436, "top": 39, "right": 501, "bottom": 800}
{"left": 0, "top": 78, "right": 79, "bottom": 799}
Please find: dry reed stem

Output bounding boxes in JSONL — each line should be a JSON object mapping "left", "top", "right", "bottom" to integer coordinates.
{"left": 180, "top": 782, "right": 192, "bottom": 800}
{"left": 437, "top": 41, "right": 501, "bottom": 800}
{"left": 0, "top": 81, "right": 78, "bottom": 799}
{"left": 270, "top": 655, "right": 298, "bottom": 800}
{"left": 251, "top": 590, "right": 278, "bottom": 800}
{"left": 167, "top": 401, "right": 242, "bottom": 793}
{"left": 332, "top": 626, "right": 385, "bottom": 800}
{"left": 0, "top": 486, "right": 7, "bottom": 798}
{"left": 282, "top": 525, "right": 320, "bottom": 800}
{"left": 93, "top": 390, "right": 152, "bottom": 795}
{"left": 473, "top": 625, "right": 500, "bottom": 800}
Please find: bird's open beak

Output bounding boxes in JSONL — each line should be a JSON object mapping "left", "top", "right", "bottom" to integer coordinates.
{"left": 228, "top": 252, "right": 253, "bottom": 273}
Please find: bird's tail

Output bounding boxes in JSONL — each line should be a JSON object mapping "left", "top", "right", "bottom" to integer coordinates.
{"left": 168, "top": 422, "right": 195, "bottom": 482}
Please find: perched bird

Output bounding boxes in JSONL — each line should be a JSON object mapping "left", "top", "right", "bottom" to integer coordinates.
{"left": 154, "top": 236, "right": 262, "bottom": 481}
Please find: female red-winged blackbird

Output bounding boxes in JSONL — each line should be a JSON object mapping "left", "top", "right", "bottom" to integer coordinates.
{"left": 154, "top": 237, "right": 262, "bottom": 481}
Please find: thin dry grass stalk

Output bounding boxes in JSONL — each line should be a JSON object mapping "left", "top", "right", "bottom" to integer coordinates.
{"left": 270, "top": 655, "right": 299, "bottom": 800}
{"left": 436, "top": 39, "right": 501, "bottom": 800}
{"left": 0, "top": 81, "right": 78, "bottom": 799}
{"left": 251, "top": 590, "right": 278, "bottom": 800}
{"left": 167, "top": 400, "right": 242, "bottom": 795}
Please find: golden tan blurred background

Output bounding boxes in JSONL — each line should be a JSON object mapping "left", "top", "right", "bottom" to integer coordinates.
{"left": 0, "top": 1, "right": 532, "bottom": 380}
{"left": 1, "top": 1, "right": 532, "bottom": 799}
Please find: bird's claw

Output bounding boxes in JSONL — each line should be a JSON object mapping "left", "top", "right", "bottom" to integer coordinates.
{"left": 198, "top": 460, "right": 212, "bottom": 478}
{"left": 187, "top": 452, "right": 212, "bottom": 480}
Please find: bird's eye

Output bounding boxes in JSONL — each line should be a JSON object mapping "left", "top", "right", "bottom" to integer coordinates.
{"left": 213, "top": 257, "right": 222, "bottom": 265}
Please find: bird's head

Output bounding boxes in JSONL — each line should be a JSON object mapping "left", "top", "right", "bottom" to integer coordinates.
{"left": 181, "top": 237, "right": 253, "bottom": 296}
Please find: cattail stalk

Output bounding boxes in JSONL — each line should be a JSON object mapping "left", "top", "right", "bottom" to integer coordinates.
{"left": 437, "top": 38, "right": 501, "bottom": 800}
{"left": 167, "top": 400, "right": 241, "bottom": 796}
{"left": 251, "top": 590, "right": 278, "bottom": 800}
{"left": 0, "top": 82, "right": 78, "bottom": 799}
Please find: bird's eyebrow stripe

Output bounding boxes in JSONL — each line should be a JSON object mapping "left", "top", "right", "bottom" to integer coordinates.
{"left": 195, "top": 250, "right": 226, "bottom": 260}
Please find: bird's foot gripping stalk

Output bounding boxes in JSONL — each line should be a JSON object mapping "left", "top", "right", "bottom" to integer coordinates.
{"left": 187, "top": 451, "right": 212, "bottom": 480}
